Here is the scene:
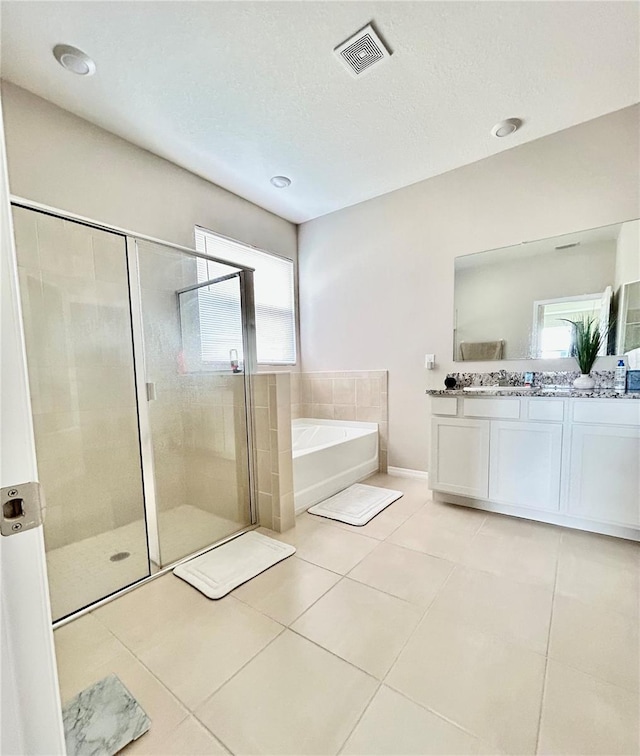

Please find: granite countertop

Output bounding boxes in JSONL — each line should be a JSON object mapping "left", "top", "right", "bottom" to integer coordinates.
{"left": 426, "top": 388, "right": 640, "bottom": 399}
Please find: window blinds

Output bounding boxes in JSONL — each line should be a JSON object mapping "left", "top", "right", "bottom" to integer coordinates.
{"left": 194, "top": 227, "right": 296, "bottom": 365}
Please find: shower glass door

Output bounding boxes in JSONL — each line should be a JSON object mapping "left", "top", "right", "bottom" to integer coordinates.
{"left": 12, "top": 206, "right": 150, "bottom": 621}
{"left": 133, "top": 239, "right": 254, "bottom": 567}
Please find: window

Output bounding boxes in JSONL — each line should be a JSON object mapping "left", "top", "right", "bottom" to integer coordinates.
{"left": 194, "top": 227, "right": 296, "bottom": 365}
{"left": 532, "top": 293, "right": 609, "bottom": 359}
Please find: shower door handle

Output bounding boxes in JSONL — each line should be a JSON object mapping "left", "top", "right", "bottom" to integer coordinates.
{"left": 146, "top": 382, "right": 157, "bottom": 401}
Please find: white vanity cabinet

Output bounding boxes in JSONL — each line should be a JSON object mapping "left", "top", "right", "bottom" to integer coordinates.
{"left": 431, "top": 417, "right": 489, "bottom": 497}
{"left": 488, "top": 420, "right": 563, "bottom": 511}
{"left": 429, "top": 395, "right": 640, "bottom": 540}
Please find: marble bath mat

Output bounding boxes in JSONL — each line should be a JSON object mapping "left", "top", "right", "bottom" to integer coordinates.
{"left": 62, "top": 674, "right": 150, "bottom": 756}
{"left": 308, "top": 483, "right": 403, "bottom": 526}
{"left": 174, "top": 530, "right": 296, "bottom": 599}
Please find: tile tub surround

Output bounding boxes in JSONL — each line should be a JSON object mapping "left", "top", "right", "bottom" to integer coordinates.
{"left": 56, "top": 473, "right": 640, "bottom": 755}
{"left": 252, "top": 373, "right": 295, "bottom": 532}
{"left": 291, "top": 371, "right": 389, "bottom": 472}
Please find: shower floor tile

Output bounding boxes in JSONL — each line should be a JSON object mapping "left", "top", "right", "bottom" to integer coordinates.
{"left": 47, "top": 505, "right": 243, "bottom": 620}
{"left": 53, "top": 474, "right": 640, "bottom": 755}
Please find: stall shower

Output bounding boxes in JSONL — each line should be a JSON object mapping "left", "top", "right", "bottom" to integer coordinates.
{"left": 12, "top": 203, "right": 257, "bottom": 622}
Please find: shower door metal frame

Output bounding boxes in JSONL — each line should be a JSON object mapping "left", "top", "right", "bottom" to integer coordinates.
{"left": 128, "top": 237, "right": 259, "bottom": 570}
{"left": 9, "top": 196, "right": 260, "bottom": 625}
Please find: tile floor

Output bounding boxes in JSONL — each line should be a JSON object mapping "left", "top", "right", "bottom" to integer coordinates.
{"left": 48, "top": 505, "right": 241, "bottom": 620}
{"left": 54, "top": 474, "right": 640, "bottom": 755}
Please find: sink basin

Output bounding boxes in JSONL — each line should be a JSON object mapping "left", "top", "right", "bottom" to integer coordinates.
{"left": 462, "top": 386, "right": 533, "bottom": 393}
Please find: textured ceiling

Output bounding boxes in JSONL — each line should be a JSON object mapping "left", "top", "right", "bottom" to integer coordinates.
{"left": 1, "top": 1, "right": 638, "bottom": 223}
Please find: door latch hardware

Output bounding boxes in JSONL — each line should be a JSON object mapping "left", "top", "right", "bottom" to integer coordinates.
{"left": 1, "top": 482, "right": 45, "bottom": 536}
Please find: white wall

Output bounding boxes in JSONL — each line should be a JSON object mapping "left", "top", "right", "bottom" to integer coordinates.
{"left": 0, "top": 81, "right": 297, "bottom": 261}
{"left": 299, "top": 105, "right": 640, "bottom": 470}
{"left": 615, "top": 219, "right": 640, "bottom": 289}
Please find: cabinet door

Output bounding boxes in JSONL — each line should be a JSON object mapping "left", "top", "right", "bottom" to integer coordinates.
{"left": 489, "top": 421, "right": 562, "bottom": 511}
{"left": 430, "top": 417, "right": 489, "bottom": 497}
{"left": 568, "top": 424, "right": 640, "bottom": 527}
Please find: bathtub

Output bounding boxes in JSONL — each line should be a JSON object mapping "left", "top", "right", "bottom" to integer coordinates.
{"left": 292, "top": 418, "right": 379, "bottom": 513}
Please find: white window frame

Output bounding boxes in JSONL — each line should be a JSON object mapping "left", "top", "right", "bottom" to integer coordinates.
{"left": 195, "top": 226, "right": 297, "bottom": 367}
{"left": 531, "top": 292, "right": 606, "bottom": 359}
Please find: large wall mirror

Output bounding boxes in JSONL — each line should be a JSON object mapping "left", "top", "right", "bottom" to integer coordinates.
{"left": 453, "top": 219, "right": 640, "bottom": 361}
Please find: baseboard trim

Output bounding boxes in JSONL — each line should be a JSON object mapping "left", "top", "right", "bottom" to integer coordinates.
{"left": 387, "top": 466, "right": 429, "bottom": 481}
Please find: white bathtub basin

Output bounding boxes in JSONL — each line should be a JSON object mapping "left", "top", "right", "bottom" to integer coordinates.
{"left": 292, "top": 419, "right": 379, "bottom": 513}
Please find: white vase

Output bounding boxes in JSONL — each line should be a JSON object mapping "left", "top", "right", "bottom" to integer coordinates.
{"left": 573, "top": 374, "right": 596, "bottom": 390}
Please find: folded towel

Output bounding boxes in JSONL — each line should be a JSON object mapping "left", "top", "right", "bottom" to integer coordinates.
{"left": 626, "top": 347, "right": 640, "bottom": 370}
{"left": 459, "top": 340, "right": 504, "bottom": 361}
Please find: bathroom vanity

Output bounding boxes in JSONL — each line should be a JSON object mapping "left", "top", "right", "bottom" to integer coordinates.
{"left": 427, "top": 390, "right": 640, "bottom": 540}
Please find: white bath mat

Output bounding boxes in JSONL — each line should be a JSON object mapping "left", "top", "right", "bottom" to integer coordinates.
{"left": 173, "top": 531, "right": 296, "bottom": 599}
{"left": 308, "top": 483, "right": 403, "bottom": 526}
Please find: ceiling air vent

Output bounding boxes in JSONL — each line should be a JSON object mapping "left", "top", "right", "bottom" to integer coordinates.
{"left": 334, "top": 23, "right": 391, "bottom": 78}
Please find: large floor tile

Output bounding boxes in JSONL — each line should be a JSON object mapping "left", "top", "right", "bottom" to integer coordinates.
{"left": 422, "top": 500, "right": 488, "bottom": 532}
{"left": 196, "top": 630, "right": 377, "bottom": 755}
{"left": 387, "top": 507, "right": 483, "bottom": 562}
{"left": 93, "top": 572, "right": 211, "bottom": 653}
{"left": 386, "top": 613, "right": 545, "bottom": 754}
{"left": 54, "top": 613, "right": 124, "bottom": 685}
{"left": 549, "top": 594, "right": 639, "bottom": 692}
{"left": 560, "top": 529, "right": 640, "bottom": 572}
{"left": 232, "top": 555, "right": 340, "bottom": 625}
{"left": 137, "top": 597, "right": 283, "bottom": 710}
{"left": 292, "top": 519, "right": 379, "bottom": 574}
{"left": 291, "top": 578, "right": 422, "bottom": 678}
{"left": 538, "top": 661, "right": 640, "bottom": 755}
{"left": 348, "top": 541, "right": 453, "bottom": 608}
{"left": 556, "top": 540, "right": 639, "bottom": 619}
{"left": 428, "top": 565, "right": 553, "bottom": 653}
{"left": 124, "top": 717, "right": 229, "bottom": 755}
{"left": 86, "top": 651, "right": 189, "bottom": 753}
{"left": 342, "top": 685, "right": 494, "bottom": 755}
{"left": 459, "top": 515, "right": 559, "bottom": 587}
{"left": 55, "top": 617, "right": 190, "bottom": 753}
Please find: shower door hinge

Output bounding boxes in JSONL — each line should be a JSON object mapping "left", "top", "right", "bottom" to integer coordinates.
{"left": 1, "top": 481, "right": 45, "bottom": 536}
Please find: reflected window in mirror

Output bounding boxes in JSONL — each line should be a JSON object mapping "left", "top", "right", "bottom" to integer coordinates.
{"left": 533, "top": 293, "right": 609, "bottom": 359}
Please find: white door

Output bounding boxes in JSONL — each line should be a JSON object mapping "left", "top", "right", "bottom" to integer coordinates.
{"left": 430, "top": 417, "right": 490, "bottom": 498}
{"left": 489, "top": 420, "right": 562, "bottom": 511}
{"left": 568, "top": 424, "right": 640, "bottom": 527}
{"left": 0, "top": 96, "right": 65, "bottom": 754}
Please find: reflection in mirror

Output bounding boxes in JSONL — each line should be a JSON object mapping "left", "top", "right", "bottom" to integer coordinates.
{"left": 617, "top": 279, "right": 640, "bottom": 360}
{"left": 453, "top": 219, "right": 639, "bottom": 361}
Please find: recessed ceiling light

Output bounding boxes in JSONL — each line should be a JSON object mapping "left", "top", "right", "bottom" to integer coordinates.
{"left": 53, "top": 44, "right": 96, "bottom": 76}
{"left": 491, "top": 118, "right": 521, "bottom": 138}
{"left": 270, "top": 176, "right": 291, "bottom": 189}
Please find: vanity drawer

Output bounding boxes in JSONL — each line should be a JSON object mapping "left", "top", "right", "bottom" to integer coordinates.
{"left": 527, "top": 399, "right": 564, "bottom": 422}
{"left": 431, "top": 397, "right": 458, "bottom": 416}
{"left": 463, "top": 398, "right": 520, "bottom": 419}
{"left": 572, "top": 400, "right": 640, "bottom": 427}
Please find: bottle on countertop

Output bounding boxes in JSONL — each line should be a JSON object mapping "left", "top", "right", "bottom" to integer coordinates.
{"left": 614, "top": 359, "right": 627, "bottom": 394}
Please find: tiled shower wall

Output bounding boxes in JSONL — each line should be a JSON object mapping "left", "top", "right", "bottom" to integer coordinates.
{"left": 12, "top": 207, "right": 146, "bottom": 551}
{"left": 291, "top": 371, "right": 389, "bottom": 472}
{"left": 253, "top": 373, "right": 295, "bottom": 532}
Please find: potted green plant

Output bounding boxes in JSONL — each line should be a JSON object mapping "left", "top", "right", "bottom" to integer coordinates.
{"left": 563, "top": 316, "right": 607, "bottom": 389}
